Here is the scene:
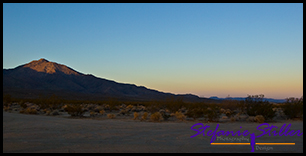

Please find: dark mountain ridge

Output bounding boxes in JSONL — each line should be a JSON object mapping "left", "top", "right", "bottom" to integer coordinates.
{"left": 3, "top": 58, "right": 213, "bottom": 103}
{"left": 209, "top": 96, "right": 286, "bottom": 103}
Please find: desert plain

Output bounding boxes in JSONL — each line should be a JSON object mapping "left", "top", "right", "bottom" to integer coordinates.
{"left": 3, "top": 110, "right": 303, "bottom": 153}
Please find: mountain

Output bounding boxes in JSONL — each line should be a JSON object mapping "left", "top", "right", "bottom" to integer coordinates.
{"left": 3, "top": 58, "right": 213, "bottom": 102}
{"left": 208, "top": 96, "right": 286, "bottom": 103}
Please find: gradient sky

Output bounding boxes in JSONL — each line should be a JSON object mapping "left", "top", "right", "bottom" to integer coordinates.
{"left": 3, "top": 3, "right": 303, "bottom": 99}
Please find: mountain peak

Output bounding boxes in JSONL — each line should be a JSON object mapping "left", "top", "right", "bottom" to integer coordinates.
{"left": 38, "top": 58, "right": 49, "bottom": 62}
{"left": 23, "top": 58, "right": 81, "bottom": 75}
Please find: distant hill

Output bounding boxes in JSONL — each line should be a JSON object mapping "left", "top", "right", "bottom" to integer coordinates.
{"left": 209, "top": 96, "right": 286, "bottom": 103}
{"left": 3, "top": 58, "right": 214, "bottom": 103}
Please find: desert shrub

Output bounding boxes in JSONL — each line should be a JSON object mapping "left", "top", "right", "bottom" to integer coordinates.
{"left": 107, "top": 113, "right": 116, "bottom": 119}
{"left": 174, "top": 111, "right": 186, "bottom": 121}
{"left": 281, "top": 97, "right": 303, "bottom": 119}
{"left": 159, "top": 109, "right": 171, "bottom": 120}
{"left": 19, "top": 100, "right": 27, "bottom": 109}
{"left": 25, "top": 108, "right": 37, "bottom": 114}
{"left": 42, "top": 109, "right": 48, "bottom": 113}
{"left": 119, "top": 104, "right": 127, "bottom": 109}
{"left": 141, "top": 112, "right": 148, "bottom": 121}
{"left": 90, "top": 111, "right": 96, "bottom": 117}
{"left": 224, "top": 109, "right": 237, "bottom": 118}
{"left": 146, "top": 104, "right": 161, "bottom": 113}
{"left": 150, "top": 112, "right": 163, "bottom": 122}
{"left": 165, "top": 96, "right": 185, "bottom": 113}
{"left": 36, "top": 94, "right": 63, "bottom": 110}
{"left": 64, "top": 104, "right": 85, "bottom": 117}
{"left": 204, "top": 104, "right": 221, "bottom": 122}
{"left": 3, "top": 106, "right": 10, "bottom": 111}
{"left": 99, "top": 110, "right": 105, "bottom": 115}
{"left": 160, "top": 112, "right": 171, "bottom": 121}
{"left": 94, "top": 106, "right": 104, "bottom": 113}
{"left": 133, "top": 112, "right": 139, "bottom": 120}
{"left": 255, "top": 115, "right": 265, "bottom": 123}
{"left": 136, "top": 105, "right": 145, "bottom": 112}
{"left": 219, "top": 99, "right": 240, "bottom": 111}
{"left": 126, "top": 105, "right": 134, "bottom": 110}
{"left": 85, "top": 104, "right": 95, "bottom": 111}
{"left": 3, "top": 94, "right": 12, "bottom": 106}
{"left": 119, "top": 109, "right": 128, "bottom": 115}
{"left": 104, "top": 104, "right": 110, "bottom": 110}
{"left": 236, "top": 100, "right": 247, "bottom": 114}
{"left": 185, "top": 108, "right": 205, "bottom": 120}
{"left": 245, "top": 95, "right": 276, "bottom": 120}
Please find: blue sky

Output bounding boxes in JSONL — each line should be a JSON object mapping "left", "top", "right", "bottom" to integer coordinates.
{"left": 3, "top": 3, "right": 303, "bottom": 99}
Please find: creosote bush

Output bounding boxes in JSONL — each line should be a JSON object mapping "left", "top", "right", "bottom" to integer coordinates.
{"left": 205, "top": 104, "right": 221, "bottom": 122}
{"left": 107, "top": 113, "right": 116, "bottom": 119}
{"left": 174, "top": 111, "right": 186, "bottom": 121}
{"left": 255, "top": 115, "right": 265, "bottom": 123}
{"left": 19, "top": 100, "right": 27, "bottom": 109}
{"left": 24, "top": 108, "right": 37, "bottom": 114}
{"left": 3, "top": 106, "right": 11, "bottom": 112}
{"left": 99, "top": 110, "right": 105, "bottom": 115}
{"left": 244, "top": 94, "right": 276, "bottom": 121}
{"left": 150, "top": 112, "right": 163, "bottom": 122}
{"left": 141, "top": 112, "right": 148, "bottom": 121}
{"left": 90, "top": 111, "right": 96, "bottom": 117}
{"left": 185, "top": 108, "right": 205, "bottom": 120}
{"left": 133, "top": 112, "right": 139, "bottom": 120}
{"left": 281, "top": 96, "right": 303, "bottom": 119}
{"left": 126, "top": 105, "right": 134, "bottom": 110}
{"left": 64, "top": 104, "right": 85, "bottom": 117}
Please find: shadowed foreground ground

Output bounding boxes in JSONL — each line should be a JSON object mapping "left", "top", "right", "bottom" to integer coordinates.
{"left": 3, "top": 111, "right": 303, "bottom": 153}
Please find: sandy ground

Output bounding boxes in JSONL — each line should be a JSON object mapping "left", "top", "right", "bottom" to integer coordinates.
{"left": 3, "top": 111, "right": 303, "bottom": 153}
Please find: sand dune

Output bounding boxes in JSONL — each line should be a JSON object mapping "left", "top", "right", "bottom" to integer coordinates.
{"left": 3, "top": 111, "right": 303, "bottom": 153}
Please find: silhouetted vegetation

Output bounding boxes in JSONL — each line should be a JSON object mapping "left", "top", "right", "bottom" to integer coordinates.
{"left": 141, "top": 112, "right": 149, "bottom": 121}
{"left": 3, "top": 94, "right": 12, "bottom": 107}
{"left": 185, "top": 102, "right": 207, "bottom": 120}
{"left": 64, "top": 104, "right": 85, "bottom": 117}
{"left": 205, "top": 103, "right": 221, "bottom": 122}
{"left": 4, "top": 92, "right": 303, "bottom": 122}
{"left": 243, "top": 94, "right": 276, "bottom": 120}
{"left": 281, "top": 96, "right": 303, "bottom": 119}
{"left": 150, "top": 112, "right": 163, "bottom": 122}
